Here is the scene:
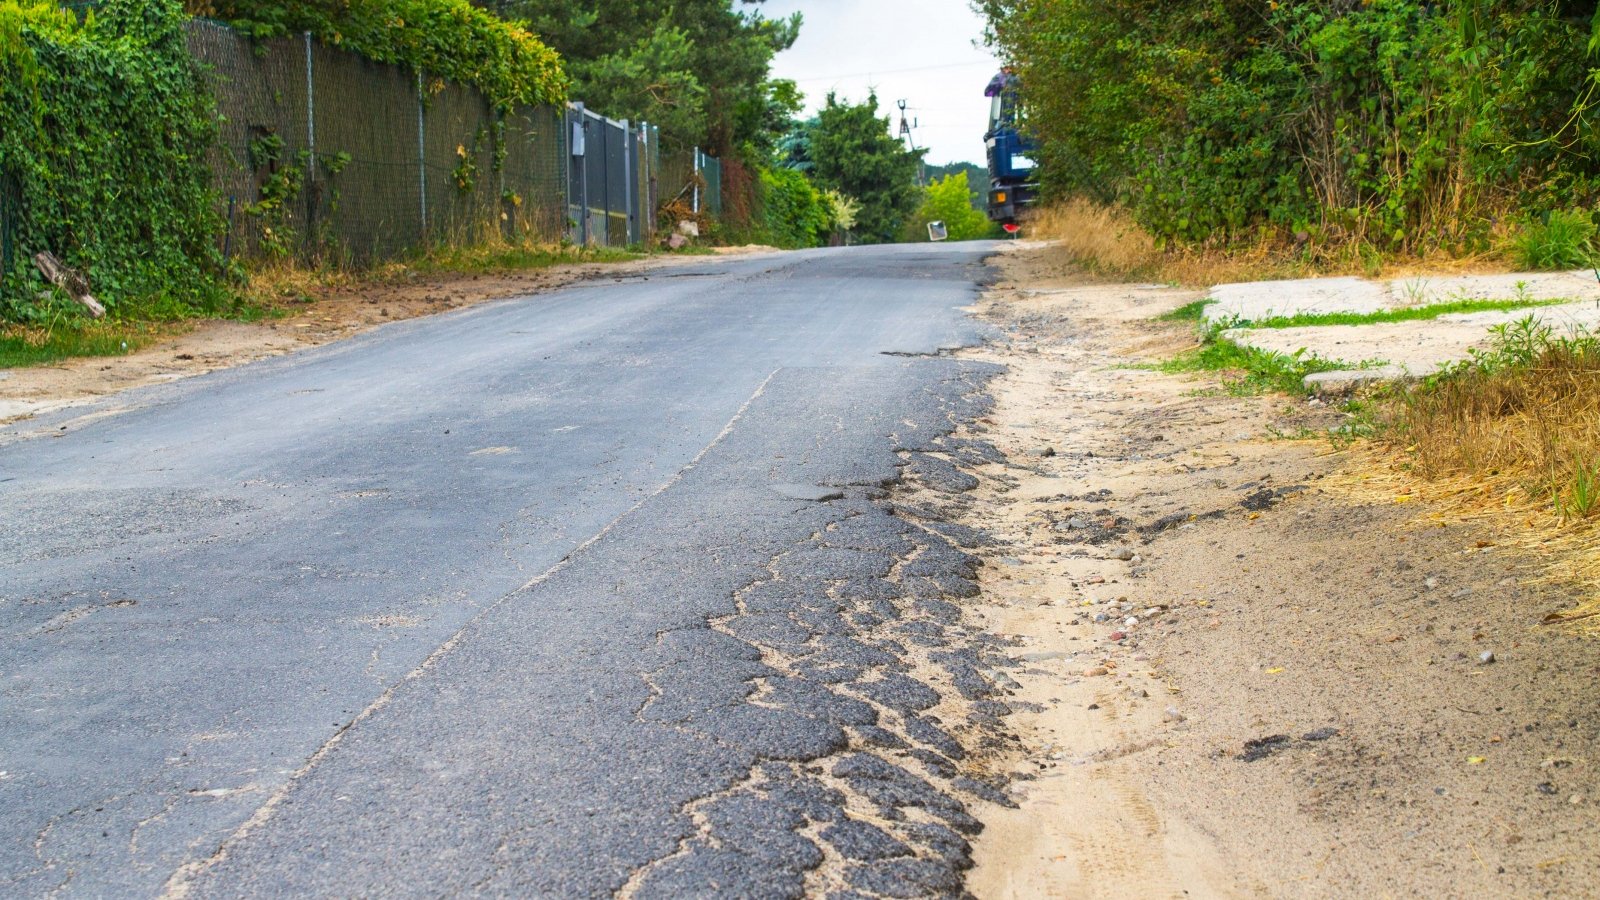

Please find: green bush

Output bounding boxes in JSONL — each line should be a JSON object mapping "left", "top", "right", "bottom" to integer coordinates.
{"left": 908, "top": 171, "right": 993, "bottom": 242}
{"left": 758, "top": 167, "right": 830, "bottom": 249}
{"left": 1514, "top": 210, "right": 1596, "bottom": 271}
{"left": 0, "top": 0, "right": 226, "bottom": 322}
{"left": 979, "top": 0, "right": 1600, "bottom": 253}
{"left": 213, "top": 0, "right": 567, "bottom": 109}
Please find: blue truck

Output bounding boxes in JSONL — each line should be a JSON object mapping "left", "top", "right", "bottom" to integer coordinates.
{"left": 984, "top": 70, "right": 1036, "bottom": 224}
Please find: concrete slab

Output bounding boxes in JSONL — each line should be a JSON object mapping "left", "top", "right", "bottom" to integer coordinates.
{"left": 1386, "top": 271, "right": 1600, "bottom": 306}
{"left": 1303, "top": 366, "right": 1412, "bottom": 396}
{"left": 1204, "top": 269, "right": 1600, "bottom": 327}
{"left": 1205, "top": 276, "right": 1387, "bottom": 325}
{"left": 1225, "top": 297, "right": 1600, "bottom": 384}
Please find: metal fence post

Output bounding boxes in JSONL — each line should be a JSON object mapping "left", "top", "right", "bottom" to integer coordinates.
{"left": 416, "top": 70, "right": 428, "bottom": 241}
{"left": 599, "top": 116, "right": 610, "bottom": 246}
{"left": 561, "top": 107, "right": 572, "bottom": 243}
{"left": 573, "top": 104, "right": 589, "bottom": 246}
{"left": 646, "top": 125, "right": 658, "bottom": 244}
{"left": 692, "top": 147, "right": 701, "bottom": 215}
{"left": 620, "top": 118, "right": 633, "bottom": 246}
{"left": 303, "top": 31, "right": 317, "bottom": 241}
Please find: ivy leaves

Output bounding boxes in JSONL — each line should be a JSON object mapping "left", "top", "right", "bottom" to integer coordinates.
{"left": 212, "top": 0, "right": 567, "bottom": 110}
{"left": 1, "top": 0, "right": 224, "bottom": 321}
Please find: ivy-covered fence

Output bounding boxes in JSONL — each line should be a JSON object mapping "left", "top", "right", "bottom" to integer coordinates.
{"left": 0, "top": 0, "right": 226, "bottom": 322}
{"left": 189, "top": 19, "right": 568, "bottom": 264}
{"left": 0, "top": 0, "right": 713, "bottom": 324}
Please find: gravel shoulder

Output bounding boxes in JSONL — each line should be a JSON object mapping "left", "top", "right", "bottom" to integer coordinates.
{"left": 958, "top": 246, "right": 1600, "bottom": 897}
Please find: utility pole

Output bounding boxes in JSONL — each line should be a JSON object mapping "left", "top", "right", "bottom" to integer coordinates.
{"left": 897, "top": 99, "right": 925, "bottom": 187}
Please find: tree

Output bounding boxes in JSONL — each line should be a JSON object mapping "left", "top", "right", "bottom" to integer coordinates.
{"left": 807, "top": 92, "right": 924, "bottom": 244}
{"left": 923, "top": 162, "right": 989, "bottom": 210}
{"left": 909, "top": 172, "right": 994, "bottom": 241}
{"left": 485, "top": 0, "right": 800, "bottom": 155}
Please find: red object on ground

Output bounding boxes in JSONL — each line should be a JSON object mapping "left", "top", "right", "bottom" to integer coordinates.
{"left": 1002, "top": 223, "right": 1021, "bottom": 235}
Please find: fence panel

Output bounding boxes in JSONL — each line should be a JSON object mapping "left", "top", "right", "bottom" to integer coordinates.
{"left": 421, "top": 79, "right": 499, "bottom": 246}
{"left": 658, "top": 149, "right": 694, "bottom": 215}
{"left": 308, "top": 39, "right": 426, "bottom": 260}
{"left": 700, "top": 152, "right": 723, "bottom": 217}
{"left": 500, "top": 105, "right": 566, "bottom": 242}
{"left": 186, "top": 23, "right": 312, "bottom": 261}
{"left": 604, "top": 120, "right": 629, "bottom": 245}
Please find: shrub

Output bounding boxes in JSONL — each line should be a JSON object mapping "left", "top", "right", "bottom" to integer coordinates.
{"left": 0, "top": 0, "right": 226, "bottom": 321}
{"left": 908, "top": 171, "right": 993, "bottom": 242}
{"left": 1514, "top": 210, "right": 1596, "bottom": 271}
{"left": 759, "top": 167, "right": 829, "bottom": 249}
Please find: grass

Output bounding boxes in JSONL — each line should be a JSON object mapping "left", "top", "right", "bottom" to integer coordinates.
{"left": 2, "top": 238, "right": 661, "bottom": 369}
{"left": 1513, "top": 209, "right": 1596, "bottom": 271}
{"left": 1235, "top": 296, "right": 1570, "bottom": 330}
{"left": 0, "top": 319, "right": 177, "bottom": 368}
{"left": 1022, "top": 199, "right": 1538, "bottom": 288}
{"left": 1158, "top": 299, "right": 1212, "bottom": 323}
{"left": 1158, "top": 335, "right": 1355, "bottom": 396}
{"left": 1389, "top": 316, "right": 1600, "bottom": 520}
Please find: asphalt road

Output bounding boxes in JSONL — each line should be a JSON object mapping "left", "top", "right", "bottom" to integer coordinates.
{"left": 0, "top": 243, "right": 1012, "bottom": 897}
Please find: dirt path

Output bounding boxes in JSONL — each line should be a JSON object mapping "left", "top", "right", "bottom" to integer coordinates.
{"left": 0, "top": 251, "right": 754, "bottom": 424}
{"left": 958, "top": 246, "right": 1600, "bottom": 897}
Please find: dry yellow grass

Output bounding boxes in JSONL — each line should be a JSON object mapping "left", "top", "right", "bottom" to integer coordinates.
{"left": 1333, "top": 330, "right": 1600, "bottom": 625}
{"left": 1327, "top": 444, "right": 1600, "bottom": 630}
{"left": 1021, "top": 199, "right": 1516, "bottom": 288}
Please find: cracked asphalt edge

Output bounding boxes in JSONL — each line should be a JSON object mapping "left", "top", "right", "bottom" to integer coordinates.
{"left": 615, "top": 361, "right": 1027, "bottom": 900}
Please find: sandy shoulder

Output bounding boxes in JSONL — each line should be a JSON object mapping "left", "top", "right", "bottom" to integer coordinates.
{"left": 960, "top": 246, "right": 1600, "bottom": 897}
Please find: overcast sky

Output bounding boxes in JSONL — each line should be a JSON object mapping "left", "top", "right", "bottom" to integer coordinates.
{"left": 755, "top": 0, "right": 1000, "bottom": 167}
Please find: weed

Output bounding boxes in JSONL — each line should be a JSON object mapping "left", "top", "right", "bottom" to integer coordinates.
{"left": 1559, "top": 457, "right": 1600, "bottom": 522}
{"left": 1238, "top": 296, "right": 1567, "bottom": 330}
{"left": 1158, "top": 299, "right": 1213, "bottom": 323}
{"left": 1159, "top": 337, "right": 1351, "bottom": 396}
{"left": 1265, "top": 423, "right": 1321, "bottom": 441}
{"left": 1514, "top": 209, "right": 1595, "bottom": 271}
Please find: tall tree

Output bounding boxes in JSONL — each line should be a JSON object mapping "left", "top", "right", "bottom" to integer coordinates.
{"left": 486, "top": 0, "right": 800, "bottom": 156}
{"left": 807, "top": 92, "right": 924, "bottom": 244}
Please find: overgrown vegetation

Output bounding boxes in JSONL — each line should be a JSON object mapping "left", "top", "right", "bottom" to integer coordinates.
{"left": 980, "top": 0, "right": 1600, "bottom": 264}
{"left": 0, "top": 0, "right": 227, "bottom": 323}
{"left": 905, "top": 171, "right": 995, "bottom": 243}
{"left": 478, "top": 0, "right": 797, "bottom": 155}
{"left": 205, "top": 0, "right": 566, "bottom": 109}
{"left": 1387, "top": 316, "right": 1600, "bottom": 521}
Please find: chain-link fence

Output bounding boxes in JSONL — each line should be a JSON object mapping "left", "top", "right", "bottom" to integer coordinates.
{"left": 5, "top": 17, "right": 715, "bottom": 297}
{"left": 187, "top": 21, "right": 572, "bottom": 262}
